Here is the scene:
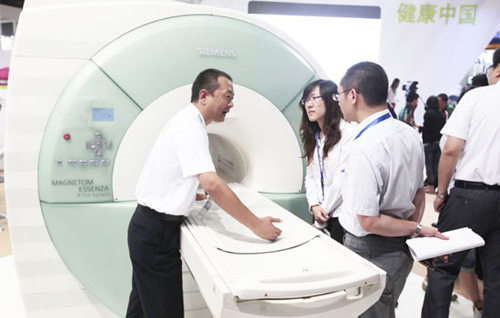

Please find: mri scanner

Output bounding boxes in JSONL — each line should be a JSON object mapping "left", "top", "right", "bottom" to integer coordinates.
{"left": 5, "top": 1, "right": 385, "bottom": 317}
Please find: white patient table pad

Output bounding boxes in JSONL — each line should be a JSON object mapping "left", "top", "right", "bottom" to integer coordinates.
{"left": 183, "top": 184, "right": 384, "bottom": 301}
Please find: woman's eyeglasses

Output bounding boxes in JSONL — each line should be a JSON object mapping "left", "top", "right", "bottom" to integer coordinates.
{"left": 300, "top": 95, "right": 322, "bottom": 106}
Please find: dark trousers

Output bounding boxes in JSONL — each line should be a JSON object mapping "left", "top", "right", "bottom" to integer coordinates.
{"left": 344, "top": 232, "right": 413, "bottom": 318}
{"left": 424, "top": 142, "right": 441, "bottom": 186}
{"left": 126, "top": 205, "right": 185, "bottom": 318}
{"left": 387, "top": 103, "right": 397, "bottom": 119}
{"left": 327, "top": 216, "right": 345, "bottom": 244}
{"left": 422, "top": 186, "right": 500, "bottom": 318}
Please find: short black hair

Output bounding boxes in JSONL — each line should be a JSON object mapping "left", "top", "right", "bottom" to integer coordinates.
{"left": 493, "top": 47, "right": 500, "bottom": 67}
{"left": 407, "top": 91, "right": 419, "bottom": 103}
{"left": 471, "top": 73, "right": 488, "bottom": 87}
{"left": 437, "top": 93, "right": 448, "bottom": 102}
{"left": 191, "top": 68, "right": 233, "bottom": 102}
{"left": 426, "top": 95, "right": 439, "bottom": 111}
{"left": 340, "top": 61, "right": 388, "bottom": 106}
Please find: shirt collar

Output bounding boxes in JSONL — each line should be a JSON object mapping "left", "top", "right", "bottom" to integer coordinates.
{"left": 189, "top": 103, "right": 207, "bottom": 128}
{"left": 358, "top": 109, "right": 391, "bottom": 131}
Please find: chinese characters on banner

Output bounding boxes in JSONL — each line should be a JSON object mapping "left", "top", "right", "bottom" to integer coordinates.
{"left": 398, "top": 3, "right": 477, "bottom": 25}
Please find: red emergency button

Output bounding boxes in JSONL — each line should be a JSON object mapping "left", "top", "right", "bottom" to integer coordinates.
{"left": 63, "top": 133, "right": 71, "bottom": 140}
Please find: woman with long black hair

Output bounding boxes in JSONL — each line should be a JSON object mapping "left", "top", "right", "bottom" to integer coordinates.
{"left": 299, "top": 79, "right": 356, "bottom": 244}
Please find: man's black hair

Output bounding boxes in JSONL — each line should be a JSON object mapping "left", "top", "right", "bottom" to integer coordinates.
{"left": 191, "top": 69, "right": 233, "bottom": 102}
{"left": 340, "top": 61, "right": 388, "bottom": 106}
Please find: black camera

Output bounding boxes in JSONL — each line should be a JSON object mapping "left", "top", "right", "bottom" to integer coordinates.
{"left": 402, "top": 81, "right": 419, "bottom": 94}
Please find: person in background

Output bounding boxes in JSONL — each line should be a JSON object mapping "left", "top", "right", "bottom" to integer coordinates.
{"left": 421, "top": 96, "right": 446, "bottom": 194}
{"left": 422, "top": 47, "right": 500, "bottom": 318}
{"left": 299, "top": 79, "right": 356, "bottom": 244}
{"left": 337, "top": 61, "right": 446, "bottom": 318}
{"left": 437, "top": 93, "right": 451, "bottom": 120}
{"left": 487, "top": 48, "right": 500, "bottom": 85}
{"left": 126, "top": 68, "right": 282, "bottom": 318}
{"left": 386, "top": 78, "right": 399, "bottom": 118}
{"left": 458, "top": 74, "right": 489, "bottom": 104}
{"left": 398, "top": 91, "right": 420, "bottom": 129}
{"left": 472, "top": 73, "right": 489, "bottom": 87}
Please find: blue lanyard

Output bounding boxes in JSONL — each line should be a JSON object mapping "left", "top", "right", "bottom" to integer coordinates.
{"left": 315, "top": 131, "right": 325, "bottom": 204}
{"left": 355, "top": 112, "right": 391, "bottom": 140}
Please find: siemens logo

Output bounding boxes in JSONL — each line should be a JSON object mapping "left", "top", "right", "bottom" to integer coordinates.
{"left": 197, "top": 47, "right": 237, "bottom": 58}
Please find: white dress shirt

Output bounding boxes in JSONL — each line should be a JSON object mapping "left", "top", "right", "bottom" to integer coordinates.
{"left": 441, "top": 81, "right": 500, "bottom": 185}
{"left": 339, "top": 110, "right": 425, "bottom": 237}
{"left": 136, "top": 104, "right": 215, "bottom": 215}
{"left": 305, "top": 119, "right": 356, "bottom": 217}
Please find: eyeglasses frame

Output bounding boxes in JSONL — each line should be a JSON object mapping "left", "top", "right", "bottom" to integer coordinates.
{"left": 332, "top": 88, "right": 354, "bottom": 102}
{"left": 300, "top": 95, "right": 323, "bottom": 106}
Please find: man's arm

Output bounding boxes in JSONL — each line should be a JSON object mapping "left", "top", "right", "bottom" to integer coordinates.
{"left": 197, "top": 171, "right": 282, "bottom": 241}
{"left": 433, "top": 136, "right": 465, "bottom": 212}
{"left": 409, "top": 187, "right": 426, "bottom": 223}
{"left": 357, "top": 214, "right": 446, "bottom": 238}
{"left": 357, "top": 185, "right": 445, "bottom": 238}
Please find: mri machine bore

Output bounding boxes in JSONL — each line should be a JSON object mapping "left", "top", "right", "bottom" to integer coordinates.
{"left": 6, "top": 1, "right": 385, "bottom": 317}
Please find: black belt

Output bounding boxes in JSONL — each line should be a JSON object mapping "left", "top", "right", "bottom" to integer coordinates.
{"left": 346, "top": 231, "right": 408, "bottom": 242}
{"left": 455, "top": 180, "right": 500, "bottom": 191}
{"left": 137, "top": 204, "right": 185, "bottom": 222}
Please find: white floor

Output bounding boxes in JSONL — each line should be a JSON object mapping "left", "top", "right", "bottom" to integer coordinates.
{"left": 1, "top": 255, "right": 476, "bottom": 318}
{"left": 1, "top": 256, "right": 26, "bottom": 317}
{"left": 395, "top": 271, "right": 474, "bottom": 318}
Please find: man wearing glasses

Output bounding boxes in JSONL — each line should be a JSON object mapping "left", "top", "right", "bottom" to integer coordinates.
{"left": 336, "top": 61, "right": 446, "bottom": 318}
